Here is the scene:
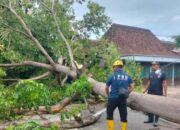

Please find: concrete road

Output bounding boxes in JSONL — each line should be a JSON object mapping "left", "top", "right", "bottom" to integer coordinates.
{"left": 76, "top": 108, "right": 180, "bottom": 130}
{"left": 76, "top": 87, "right": 180, "bottom": 130}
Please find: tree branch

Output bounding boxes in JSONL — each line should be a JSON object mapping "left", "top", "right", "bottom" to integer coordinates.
{"left": 1, "top": 23, "right": 29, "bottom": 38}
{"left": 0, "top": 71, "right": 51, "bottom": 82}
{"left": 54, "top": 64, "right": 77, "bottom": 79}
{"left": 0, "top": 2, "right": 55, "bottom": 66}
{"left": 40, "top": 1, "right": 51, "bottom": 12}
{"left": 0, "top": 78, "right": 21, "bottom": 81}
{"left": 14, "top": 93, "right": 78, "bottom": 115}
{"left": 29, "top": 71, "right": 51, "bottom": 80}
{"left": 0, "top": 61, "right": 53, "bottom": 70}
{"left": 51, "top": 0, "right": 76, "bottom": 70}
{"left": 0, "top": 61, "right": 77, "bottom": 79}
{"left": 61, "top": 75, "right": 68, "bottom": 86}
{"left": 0, "top": 3, "right": 77, "bottom": 78}
{"left": 0, "top": 3, "right": 8, "bottom": 9}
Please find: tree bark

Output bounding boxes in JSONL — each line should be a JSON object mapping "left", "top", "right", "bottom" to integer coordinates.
{"left": 88, "top": 77, "right": 107, "bottom": 97}
{"left": 127, "top": 92, "right": 180, "bottom": 123}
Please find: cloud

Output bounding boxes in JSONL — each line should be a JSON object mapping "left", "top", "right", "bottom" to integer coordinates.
{"left": 157, "top": 36, "right": 174, "bottom": 42}
{"left": 74, "top": 0, "right": 180, "bottom": 40}
{"left": 172, "top": 15, "right": 180, "bottom": 21}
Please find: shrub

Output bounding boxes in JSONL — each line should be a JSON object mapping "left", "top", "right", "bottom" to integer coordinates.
{"left": 124, "top": 59, "right": 143, "bottom": 92}
{"left": 65, "top": 76, "right": 92, "bottom": 98}
{"left": 13, "top": 80, "right": 51, "bottom": 110}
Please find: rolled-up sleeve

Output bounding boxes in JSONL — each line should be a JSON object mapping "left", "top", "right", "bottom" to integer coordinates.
{"left": 162, "top": 73, "right": 166, "bottom": 80}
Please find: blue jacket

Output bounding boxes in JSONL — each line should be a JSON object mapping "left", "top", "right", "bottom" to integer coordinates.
{"left": 148, "top": 70, "right": 166, "bottom": 95}
{"left": 106, "top": 69, "right": 132, "bottom": 98}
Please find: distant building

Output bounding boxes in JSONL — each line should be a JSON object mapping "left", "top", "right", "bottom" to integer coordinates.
{"left": 160, "top": 41, "right": 176, "bottom": 51}
{"left": 104, "top": 24, "right": 180, "bottom": 86}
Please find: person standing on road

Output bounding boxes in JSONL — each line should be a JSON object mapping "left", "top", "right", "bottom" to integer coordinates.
{"left": 105, "top": 60, "right": 133, "bottom": 130}
{"left": 143, "top": 61, "right": 167, "bottom": 127}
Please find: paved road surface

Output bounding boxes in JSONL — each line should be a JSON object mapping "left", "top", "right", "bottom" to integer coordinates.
{"left": 77, "top": 108, "right": 180, "bottom": 130}
{"left": 19, "top": 87, "right": 180, "bottom": 130}
{"left": 76, "top": 87, "right": 180, "bottom": 130}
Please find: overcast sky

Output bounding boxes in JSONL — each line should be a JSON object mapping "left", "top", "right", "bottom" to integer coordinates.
{"left": 74, "top": 0, "right": 180, "bottom": 41}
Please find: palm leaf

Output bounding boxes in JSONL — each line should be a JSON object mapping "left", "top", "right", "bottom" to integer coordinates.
{"left": 0, "top": 28, "right": 11, "bottom": 41}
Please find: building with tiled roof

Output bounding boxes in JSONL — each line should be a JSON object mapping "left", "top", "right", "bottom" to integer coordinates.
{"left": 104, "top": 24, "right": 180, "bottom": 85}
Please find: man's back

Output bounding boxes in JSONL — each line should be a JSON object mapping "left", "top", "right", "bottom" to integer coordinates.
{"left": 106, "top": 69, "right": 132, "bottom": 98}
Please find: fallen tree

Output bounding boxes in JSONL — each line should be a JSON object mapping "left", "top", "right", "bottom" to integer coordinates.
{"left": 11, "top": 78, "right": 180, "bottom": 124}
{"left": 1, "top": 77, "right": 180, "bottom": 129}
{"left": 0, "top": 1, "right": 180, "bottom": 129}
{"left": 89, "top": 78, "right": 180, "bottom": 123}
{"left": 0, "top": 1, "right": 111, "bottom": 128}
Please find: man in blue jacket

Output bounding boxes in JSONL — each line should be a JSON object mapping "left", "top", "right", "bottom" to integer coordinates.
{"left": 105, "top": 60, "right": 133, "bottom": 130}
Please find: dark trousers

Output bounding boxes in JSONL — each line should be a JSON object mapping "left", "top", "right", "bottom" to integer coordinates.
{"left": 147, "top": 113, "right": 159, "bottom": 122}
{"left": 147, "top": 92, "right": 161, "bottom": 123}
{"left": 107, "top": 97, "right": 127, "bottom": 122}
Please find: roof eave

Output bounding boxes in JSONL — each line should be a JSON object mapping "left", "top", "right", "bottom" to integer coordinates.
{"left": 120, "top": 55, "right": 180, "bottom": 63}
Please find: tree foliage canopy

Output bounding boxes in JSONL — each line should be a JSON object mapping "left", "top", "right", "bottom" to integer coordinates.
{"left": 0, "top": 0, "right": 112, "bottom": 80}
{"left": 174, "top": 35, "right": 180, "bottom": 47}
{"left": 0, "top": 0, "right": 114, "bottom": 121}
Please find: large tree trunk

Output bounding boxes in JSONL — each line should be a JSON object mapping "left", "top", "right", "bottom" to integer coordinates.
{"left": 88, "top": 78, "right": 180, "bottom": 123}
{"left": 88, "top": 77, "right": 107, "bottom": 97}
{"left": 127, "top": 92, "right": 180, "bottom": 123}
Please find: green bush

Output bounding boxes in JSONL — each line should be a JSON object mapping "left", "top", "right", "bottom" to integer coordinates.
{"left": 49, "top": 87, "right": 65, "bottom": 105}
{"left": 0, "top": 81, "right": 67, "bottom": 120}
{"left": 0, "top": 85, "right": 15, "bottom": 120}
{"left": 0, "top": 68, "right": 6, "bottom": 78}
{"left": 65, "top": 76, "right": 92, "bottom": 98}
{"left": 124, "top": 59, "right": 143, "bottom": 92}
{"left": 90, "top": 64, "right": 107, "bottom": 82}
{"left": 13, "top": 80, "right": 51, "bottom": 110}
